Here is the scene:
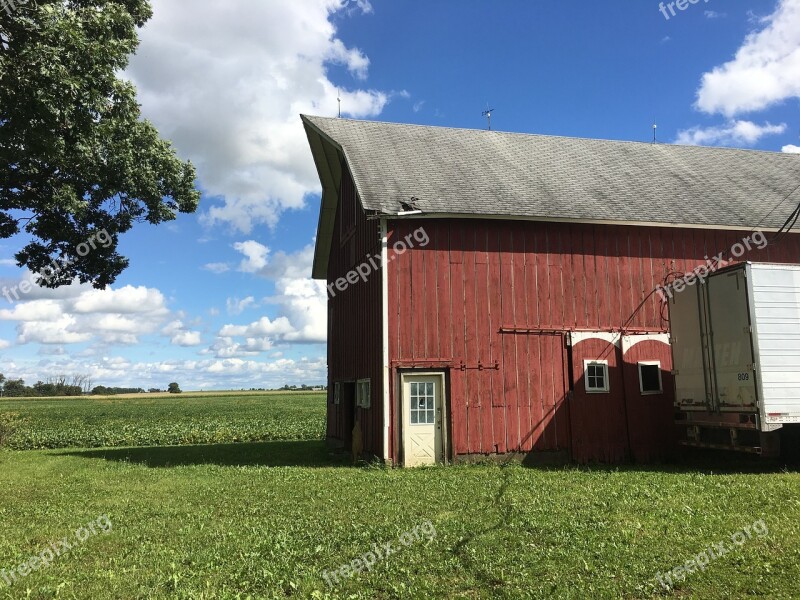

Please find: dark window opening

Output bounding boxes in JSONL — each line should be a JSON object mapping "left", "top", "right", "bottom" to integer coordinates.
{"left": 639, "top": 363, "right": 663, "bottom": 394}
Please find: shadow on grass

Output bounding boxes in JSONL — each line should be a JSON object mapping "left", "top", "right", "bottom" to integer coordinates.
{"left": 520, "top": 447, "right": 800, "bottom": 475}
{"left": 60, "top": 439, "right": 352, "bottom": 468}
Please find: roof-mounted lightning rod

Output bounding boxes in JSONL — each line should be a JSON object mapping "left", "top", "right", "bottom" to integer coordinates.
{"left": 337, "top": 90, "right": 341, "bottom": 118}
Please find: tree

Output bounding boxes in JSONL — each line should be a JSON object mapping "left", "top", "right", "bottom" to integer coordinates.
{"left": 167, "top": 382, "right": 181, "bottom": 394}
{"left": 2, "top": 378, "right": 30, "bottom": 397}
{"left": 0, "top": 1, "right": 200, "bottom": 288}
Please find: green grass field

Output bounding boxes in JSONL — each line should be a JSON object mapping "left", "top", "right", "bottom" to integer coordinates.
{"left": 1, "top": 393, "right": 799, "bottom": 599}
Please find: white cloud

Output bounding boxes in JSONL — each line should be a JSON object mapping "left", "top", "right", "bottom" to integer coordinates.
{"left": 1, "top": 282, "right": 174, "bottom": 346}
{"left": 226, "top": 296, "right": 257, "bottom": 315}
{"left": 233, "top": 241, "right": 270, "bottom": 273}
{"left": 783, "top": 144, "right": 800, "bottom": 153}
{"left": 220, "top": 316, "right": 295, "bottom": 338}
{"left": 0, "top": 300, "right": 64, "bottom": 322}
{"left": 162, "top": 320, "right": 204, "bottom": 347}
{"left": 171, "top": 330, "right": 203, "bottom": 347}
{"left": 0, "top": 339, "right": 11, "bottom": 350}
{"left": 0, "top": 259, "right": 16, "bottom": 267}
{"left": 695, "top": 0, "right": 800, "bottom": 116}
{"left": 266, "top": 276, "right": 328, "bottom": 344}
{"left": 72, "top": 286, "right": 169, "bottom": 315}
{"left": 126, "top": 0, "right": 389, "bottom": 233}
{"left": 204, "top": 241, "right": 326, "bottom": 356}
{"left": 237, "top": 242, "right": 326, "bottom": 343}
{"left": 203, "top": 262, "right": 231, "bottom": 274}
{"left": 674, "top": 120, "right": 786, "bottom": 146}
{"left": 704, "top": 11, "right": 726, "bottom": 19}
{"left": 17, "top": 315, "right": 93, "bottom": 345}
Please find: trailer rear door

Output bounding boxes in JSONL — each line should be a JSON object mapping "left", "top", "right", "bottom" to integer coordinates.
{"left": 706, "top": 268, "right": 758, "bottom": 412}
{"left": 670, "top": 283, "right": 710, "bottom": 411}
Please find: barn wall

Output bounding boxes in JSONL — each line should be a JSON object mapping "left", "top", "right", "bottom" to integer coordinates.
{"left": 326, "top": 167, "right": 384, "bottom": 457}
{"left": 387, "top": 218, "right": 800, "bottom": 463}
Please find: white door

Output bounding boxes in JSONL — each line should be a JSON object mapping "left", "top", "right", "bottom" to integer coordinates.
{"left": 402, "top": 374, "right": 445, "bottom": 467}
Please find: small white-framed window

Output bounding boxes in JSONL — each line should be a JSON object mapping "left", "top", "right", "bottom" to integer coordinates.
{"left": 333, "top": 382, "right": 342, "bottom": 405}
{"left": 356, "top": 379, "right": 371, "bottom": 409}
{"left": 409, "top": 380, "right": 436, "bottom": 425}
{"left": 638, "top": 361, "right": 663, "bottom": 395}
{"left": 584, "top": 360, "right": 610, "bottom": 393}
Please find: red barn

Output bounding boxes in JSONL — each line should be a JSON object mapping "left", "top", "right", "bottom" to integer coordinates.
{"left": 302, "top": 115, "right": 800, "bottom": 466}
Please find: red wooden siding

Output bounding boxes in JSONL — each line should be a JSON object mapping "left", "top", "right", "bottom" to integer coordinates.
{"left": 385, "top": 218, "right": 800, "bottom": 463}
{"left": 326, "top": 168, "right": 384, "bottom": 457}
{"left": 622, "top": 339, "right": 676, "bottom": 463}
{"left": 570, "top": 337, "right": 629, "bottom": 463}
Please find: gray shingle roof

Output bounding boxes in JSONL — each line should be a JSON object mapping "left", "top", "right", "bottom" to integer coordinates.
{"left": 302, "top": 114, "right": 800, "bottom": 230}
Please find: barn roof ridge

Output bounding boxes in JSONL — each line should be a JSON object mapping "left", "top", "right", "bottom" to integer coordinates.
{"left": 301, "top": 114, "right": 800, "bottom": 278}
{"left": 303, "top": 114, "right": 796, "bottom": 157}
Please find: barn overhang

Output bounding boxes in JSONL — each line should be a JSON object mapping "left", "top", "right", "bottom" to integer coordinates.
{"left": 302, "top": 115, "right": 346, "bottom": 280}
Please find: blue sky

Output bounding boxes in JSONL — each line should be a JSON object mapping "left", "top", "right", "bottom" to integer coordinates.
{"left": 1, "top": 0, "right": 798, "bottom": 390}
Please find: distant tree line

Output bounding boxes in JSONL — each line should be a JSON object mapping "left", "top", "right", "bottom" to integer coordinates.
{"left": 0, "top": 374, "right": 92, "bottom": 397}
{"left": 91, "top": 386, "right": 146, "bottom": 395}
{"left": 281, "top": 384, "right": 326, "bottom": 391}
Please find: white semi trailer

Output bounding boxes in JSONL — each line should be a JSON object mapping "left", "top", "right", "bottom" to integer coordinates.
{"left": 668, "top": 262, "right": 800, "bottom": 456}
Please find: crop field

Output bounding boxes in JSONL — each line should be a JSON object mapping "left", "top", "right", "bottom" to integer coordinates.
{"left": 1, "top": 393, "right": 799, "bottom": 599}
{"left": 0, "top": 392, "right": 325, "bottom": 449}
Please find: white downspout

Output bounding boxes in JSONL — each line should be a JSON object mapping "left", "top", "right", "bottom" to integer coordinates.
{"left": 380, "top": 218, "right": 391, "bottom": 462}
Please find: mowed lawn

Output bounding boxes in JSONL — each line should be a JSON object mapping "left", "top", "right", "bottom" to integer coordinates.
{"left": 0, "top": 394, "right": 799, "bottom": 599}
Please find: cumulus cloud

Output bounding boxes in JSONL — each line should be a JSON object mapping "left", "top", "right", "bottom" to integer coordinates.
{"left": 72, "top": 286, "right": 169, "bottom": 315}
{"left": 237, "top": 241, "right": 326, "bottom": 343}
{"left": 203, "top": 241, "right": 326, "bottom": 357}
{"left": 695, "top": 0, "right": 800, "bottom": 116}
{"left": 0, "top": 279, "right": 174, "bottom": 346}
{"left": 126, "top": 0, "right": 389, "bottom": 233}
{"left": 233, "top": 241, "right": 270, "bottom": 273}
{"left": 783, "top": 144, "right": 800, "bottom": 153}
{"left": 674, "top": 120, "right": 786, "bottom": 146}
{"left": 171, "top": 330, "right": 203, "bottom": 347}
{"left": 220, "top": 316, "right": 295, "bottom": 339}
{"left": 162, "top": 320, "right": 203, "bottom": 347}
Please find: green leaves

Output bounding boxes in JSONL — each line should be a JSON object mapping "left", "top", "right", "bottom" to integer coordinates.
{"left": 0, "top": 0, "right": 199, "bottom": 288}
